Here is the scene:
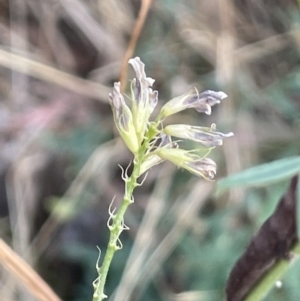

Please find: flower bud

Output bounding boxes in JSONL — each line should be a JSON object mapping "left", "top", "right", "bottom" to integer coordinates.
{"left": 109, "top": 82, "right": 139, "bottom": 154}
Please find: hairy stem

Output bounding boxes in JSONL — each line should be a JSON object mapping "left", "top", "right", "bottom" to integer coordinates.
{"left": 93, "top": 124, "right": 158, "bottom": 301}
{"left": 93, "top": 161, "right": 139, "bottom": 301}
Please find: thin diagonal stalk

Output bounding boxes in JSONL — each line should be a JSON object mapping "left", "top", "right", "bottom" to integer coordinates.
{"left": 93, "top": 159, "right": 140, "bottom": 301}
{"left": 93, "top": 125, "right": 158, "bottom": 301}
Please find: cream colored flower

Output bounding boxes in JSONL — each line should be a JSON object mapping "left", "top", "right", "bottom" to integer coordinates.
{"left": 129, "top": 57, "right": 158, "bottom": 144}
{"left": 163, "top": 124, "right": 234, "bottom": 147}
{"left": 156, "top": 148, "right": 216, "bottom": 180}
{"left": 160, "top": 89, "right": 227, "bottom": 117}
{"left": 109, "top": 82, "right": 139, "bottom": 154}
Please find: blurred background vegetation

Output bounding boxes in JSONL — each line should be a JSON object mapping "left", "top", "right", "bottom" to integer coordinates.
{"left": 0, "top": 0, "right": 300, "bottom": 301}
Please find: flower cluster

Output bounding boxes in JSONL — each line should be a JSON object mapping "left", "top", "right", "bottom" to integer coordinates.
{"left": 109, "top": 57, "right": 233, "bottom": 180}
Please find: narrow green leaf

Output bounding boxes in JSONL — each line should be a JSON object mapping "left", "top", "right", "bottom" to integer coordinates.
{"left": 217, "top": 156, "right": 300, "bottom": 191}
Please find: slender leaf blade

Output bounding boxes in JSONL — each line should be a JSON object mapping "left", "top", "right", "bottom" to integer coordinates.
{"left": 217, "top": 156, "right": 300, "bottom": 191}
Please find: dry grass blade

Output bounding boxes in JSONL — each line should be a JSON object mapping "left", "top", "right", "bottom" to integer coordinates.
{"left": 120, "top": 0, "right": 153, "bottom": 92}
{"left": 236, "top": 32, "right": 295, "bottom": 64}
{"left": 216, "top": 0, "right": 243, "bottom": 205}
{"left": 0, "top": 239, "right": 61, "bottom": 301}
{"left": 133, "top": 180, "right": 214, "bottom": 300}
{"left": 0, "top": 48, "right": 111, "bottom": 100}
{"left": 59, "top": 0, "right": 122, "bottom": 60}
{"left": 31, "top": 138, "right": 122, "bottom": 259}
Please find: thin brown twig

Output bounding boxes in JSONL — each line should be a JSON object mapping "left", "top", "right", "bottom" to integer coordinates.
{"left": 0, "top": 239, "right": 61, "bottom": 301}
{"left": 120, "top": 0, "right": 153, "bottom": 92}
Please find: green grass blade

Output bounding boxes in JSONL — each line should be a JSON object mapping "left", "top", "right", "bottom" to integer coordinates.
{"left": 217, "top": 156, "right": 300, "bottom": 192}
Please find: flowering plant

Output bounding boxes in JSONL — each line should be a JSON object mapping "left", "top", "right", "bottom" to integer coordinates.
{"left": 92, "top": 57, "right": 233, "bottom": 301}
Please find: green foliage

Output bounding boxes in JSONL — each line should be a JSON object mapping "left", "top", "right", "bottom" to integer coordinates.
{"left": 217, "top": 156, "right": 300, "bottom": 191}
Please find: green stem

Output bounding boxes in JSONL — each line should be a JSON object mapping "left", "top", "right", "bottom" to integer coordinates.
{"left": 93, "top": 123, "right": 158, "bottom": 301}
{"left": 244, "top": 241, "right": 300, "bottom": 301}
{"left": 93, "top": 165, "right": 138, "bottom": 301}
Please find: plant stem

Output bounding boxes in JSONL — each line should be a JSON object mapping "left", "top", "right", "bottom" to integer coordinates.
{"left": 93, "top": 124, "right": 158, "bottom": 301}
{"left": 93, "top": 161, "right": 139, "bottom": 301}
{"left": 244, "top": 241, "right": 300, "bottom": 301}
